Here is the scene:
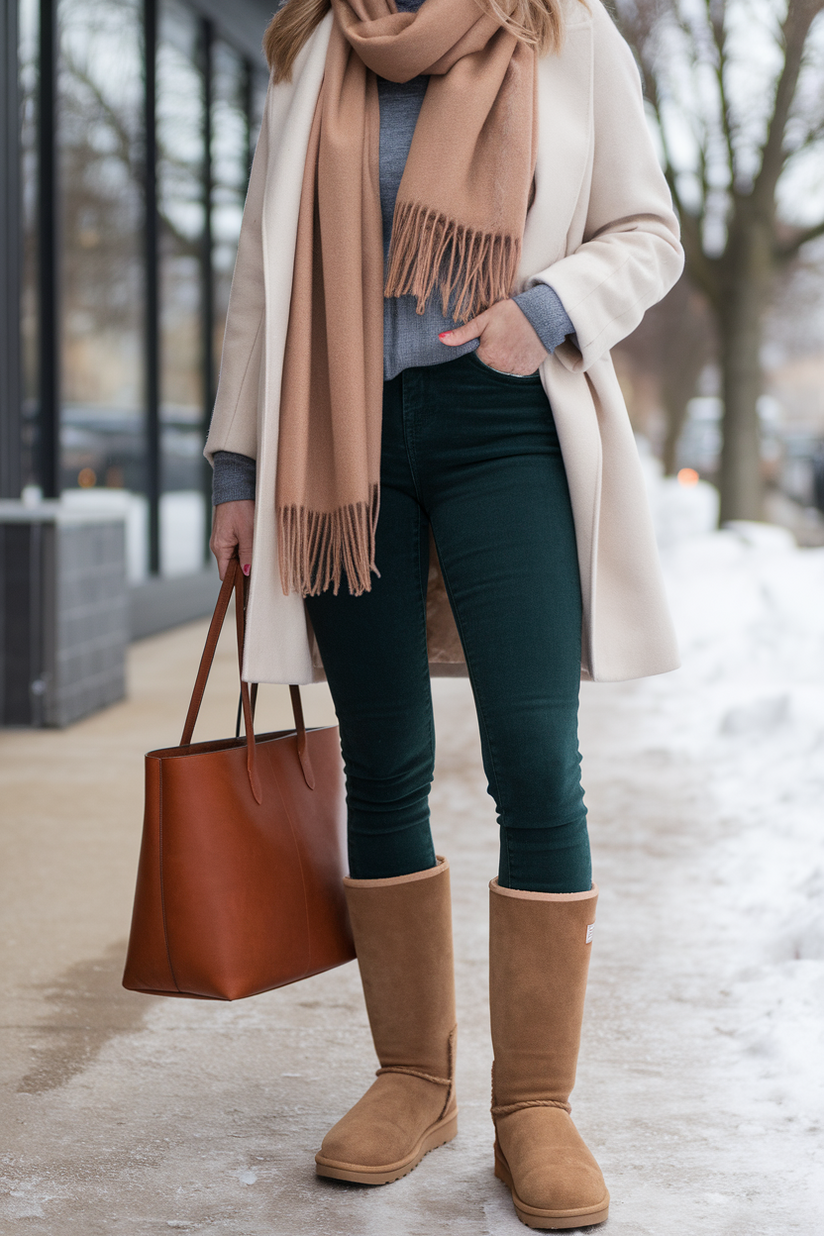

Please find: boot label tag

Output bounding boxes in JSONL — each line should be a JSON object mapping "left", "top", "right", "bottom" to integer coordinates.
{"left": 586, "top": 923, "right": 595, "bottom": 943}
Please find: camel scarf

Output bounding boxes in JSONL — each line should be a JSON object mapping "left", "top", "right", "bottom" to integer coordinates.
{"left": 276, "top": 0, "right": 538, "bottom": 597}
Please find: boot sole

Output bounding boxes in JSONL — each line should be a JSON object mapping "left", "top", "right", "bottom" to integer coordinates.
{"left": 494, "top": 1145, "right": 609, "bottom": 1230}
{"left": 315, "top": 1109, "right": 458, "bottom": 1185}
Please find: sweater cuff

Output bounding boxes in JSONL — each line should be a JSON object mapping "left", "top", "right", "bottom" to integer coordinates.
{"left": 513, "top": 284, "right": 574, "bottom": 354}
{"left": 212, "top": 450, "right": 257, "bottom": 505}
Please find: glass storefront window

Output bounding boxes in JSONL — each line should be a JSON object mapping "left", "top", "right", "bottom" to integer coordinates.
{"left": 18, "top": 0, "right": 268, "bottom": 581}
{"left": 19, "top": 0, "right": 39, "bottom": 490}
{"left": 211, "top": 38, "right": 248, "bottom": 392}
{"left": 57, "top": 0, "right": 148, "bottom": 576}
{"left": 157, "top": 0, "right": 207, "bottom": 577}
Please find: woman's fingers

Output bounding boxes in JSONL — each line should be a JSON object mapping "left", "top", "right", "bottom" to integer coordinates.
{"left": 210, "top": 500, "right": 255, "bottom": 581}
{"left": 439, "top": 310, "right": 488, "bottom": 347}
{"left": 211, "top": 533, "right": 235, "bottom": 582}
{"left": 236, "top": 508, "right": 254, "bottom": 577}
{"left": 475, "top": 299, "right": 549, "bottom": 375}
{"left": 439, "top": 301, "right": 547, "bottom": 375}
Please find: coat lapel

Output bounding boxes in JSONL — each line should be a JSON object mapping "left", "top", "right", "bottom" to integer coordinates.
{"left": 520, "top": 13, "right": 593, "bottom": 280}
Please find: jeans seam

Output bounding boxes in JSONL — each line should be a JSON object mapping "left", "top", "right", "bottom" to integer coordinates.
{"left": 428, "top": 527, "right": 507, "bottom": 824}
{"left": 413, "top": 503, "right": 437, "bottom": 777}
{"left": 502, "top": 827, "right": 513, "bottom": 888}
{"left": 403, "top": 371, "right": 436, "bottom": 777}
{"left": 401, "top": 369, "right": 425, "bottom": 507}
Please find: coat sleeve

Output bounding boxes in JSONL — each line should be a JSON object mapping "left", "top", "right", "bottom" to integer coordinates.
{"left": 203, "top": 84, "right": 271, "bottom": 465}
{"left": 528, "top": 2, "right": 684, "bottom": 373}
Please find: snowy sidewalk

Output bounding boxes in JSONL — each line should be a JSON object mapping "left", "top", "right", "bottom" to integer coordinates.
{"left": 1, "top": 520, "right": 822, "bottom": 1234}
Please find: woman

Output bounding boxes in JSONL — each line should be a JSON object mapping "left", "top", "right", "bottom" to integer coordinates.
{"left": 207, "top": 0, "right": 683, "bottom": 1227}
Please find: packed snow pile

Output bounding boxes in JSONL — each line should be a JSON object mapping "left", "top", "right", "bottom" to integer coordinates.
{"left": 621, "top": 461, "right": 824, "bottom": 1128}
{"left": 646, "top": 487, "right": 824, "bottom": 948}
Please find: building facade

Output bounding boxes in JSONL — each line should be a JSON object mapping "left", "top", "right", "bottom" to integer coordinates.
{"left": 1, "top": 0, "right": 272, "bottom": 602}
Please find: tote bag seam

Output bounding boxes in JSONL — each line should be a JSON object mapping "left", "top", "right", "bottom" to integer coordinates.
{"left": 157, "top": 760, "right": 182, "bottom": 993}
{"left": 268, "top": 739, "right": 314, "bottom": 977}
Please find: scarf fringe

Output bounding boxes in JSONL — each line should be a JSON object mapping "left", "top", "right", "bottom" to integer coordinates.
{"left": 384, "top": 201, "right": 522, "bottom": 323}
{"left": 277, "top": 486, "right": 380, "bottom": 598}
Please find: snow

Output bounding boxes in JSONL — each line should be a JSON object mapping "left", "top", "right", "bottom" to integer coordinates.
{"left": 647, "top": 477, "right": 824, "bottom": 975}
{"left": 595, "top": 462, "right": 824, "bottom": 1183}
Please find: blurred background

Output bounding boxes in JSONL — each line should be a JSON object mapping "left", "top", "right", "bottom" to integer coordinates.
{"left": 613, "top": 0, "right": 824, "bottom": 545}
{"left": 0, "top": 1, "right": 822, "bottom": 1231}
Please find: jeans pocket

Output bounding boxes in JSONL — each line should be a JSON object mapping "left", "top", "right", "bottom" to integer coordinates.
{"left": 468, "top": 352, "right": 541, "bottom": 381}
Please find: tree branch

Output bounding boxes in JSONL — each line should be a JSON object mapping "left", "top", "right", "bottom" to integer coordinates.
{"left": 705, "top": 0, "right": 737, "bottom": 182}
{"left": 775, "top": 216, "right": 824, "bottom": 260}
{"left": 753, "top": 0, "right": 824, "bottom": 211}
{"left": 618, "top": 3, "right": 722, "bottom": 304}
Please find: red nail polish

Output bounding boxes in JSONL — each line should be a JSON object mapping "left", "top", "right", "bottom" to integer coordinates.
{"left": 242, "top": 564, "right": 251, "bottom": 576}
{"left": 439, "top": 332, "right": 450, "bottom": 339}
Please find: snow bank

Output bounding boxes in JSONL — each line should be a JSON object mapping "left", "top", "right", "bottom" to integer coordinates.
{"left": 626, "top": 469, "right": 824, "bottom": 1129}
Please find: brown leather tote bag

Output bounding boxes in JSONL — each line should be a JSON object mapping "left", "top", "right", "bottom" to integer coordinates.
{"left": 122, "top": 558, "right": 354, "bottom": 1001}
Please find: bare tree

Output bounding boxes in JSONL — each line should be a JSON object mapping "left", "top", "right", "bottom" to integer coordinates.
{"left": 614, "top": 0, "right": 824, "bottom": 521}
{"left": 615, "top": 275, "right": 715, "bottom": 473}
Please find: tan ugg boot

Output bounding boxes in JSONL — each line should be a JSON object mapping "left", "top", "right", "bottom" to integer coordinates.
{"left": 315, "top": 857, "right": 458, "bottom": 1184}
{"left": 489, "top": 880, "right": 609, "bottom": 1230}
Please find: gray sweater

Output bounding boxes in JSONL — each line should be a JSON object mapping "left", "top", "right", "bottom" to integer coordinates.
{"left": 213, "top": 0, "right": 573, "bottom": 504}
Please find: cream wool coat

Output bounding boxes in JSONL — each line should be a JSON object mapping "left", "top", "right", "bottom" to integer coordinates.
{"left": 205, "top": 0, "right": 685, "bottom": 685}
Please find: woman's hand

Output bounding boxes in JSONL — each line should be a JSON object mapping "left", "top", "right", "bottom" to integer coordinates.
{"left": 439, "top": 298, "right": 548, "bottom": 375}
{"left": 210, "top": 500, "right": 255, "bottom": 581}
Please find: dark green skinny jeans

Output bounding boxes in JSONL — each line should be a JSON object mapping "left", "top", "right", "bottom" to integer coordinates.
{"left": 305, "top": 352, "right": 590, "bottom": 894}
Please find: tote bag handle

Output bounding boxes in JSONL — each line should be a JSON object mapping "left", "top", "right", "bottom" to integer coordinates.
{"left": 178, "top": 558, "right": 314, "bottom": 799}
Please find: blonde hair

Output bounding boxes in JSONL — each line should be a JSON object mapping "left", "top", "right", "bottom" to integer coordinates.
{"left": 264, "top": 0, "right": 572, "bottom": 84}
